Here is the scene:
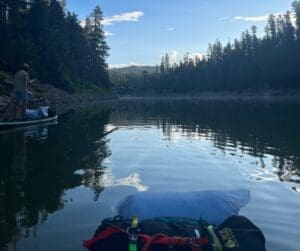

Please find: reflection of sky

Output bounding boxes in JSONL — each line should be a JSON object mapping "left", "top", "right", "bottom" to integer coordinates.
{"left": 75, "top": 169, "right": 148, "bottom": 192}
{"left": 6, "top": 115, "right": 300, "bottom": 251}
{"left": 293, "top": 187, "right": 300, "bottom": 192}
{"left": 159, "top": 125, "right": 300, "bottom": 187}
{"left": 105, "top": 124, "right": 118, "bottom": 134}
{"left": 76, "top": 123, "right": 300, "bottom": 195}
{"left": 103, "top": 125, "right": 300, "bottom": 193}
{"left": 100, "top": 125, "right": 300, "bottom": 251}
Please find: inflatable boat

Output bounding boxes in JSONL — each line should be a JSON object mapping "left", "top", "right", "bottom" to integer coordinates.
{"left": 83, "top": 190, "right": 267, "bottom": 251}
{"left": 0, "top": 107, "right": 57, "bottom": 128}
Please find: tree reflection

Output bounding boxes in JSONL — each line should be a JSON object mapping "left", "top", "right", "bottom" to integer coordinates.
{"left": 0, "top": 106, "right": 111, "bottom": 250}
{"left": 111, "top": 100, "right": 300, "bottom": 184}
{"left": 1, "top": 100, "right": 300, "bottom": 249}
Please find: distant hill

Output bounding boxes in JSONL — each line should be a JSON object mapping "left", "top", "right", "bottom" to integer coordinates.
{"left": 109, "top": 65, "right": 157, "bottom": 75}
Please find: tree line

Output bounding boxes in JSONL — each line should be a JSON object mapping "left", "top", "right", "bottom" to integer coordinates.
{"left": 112, "top": 1, "right": 300, "bottom": 94}
{"left": 0, "top": 0, "right": 110, "bottom": 92}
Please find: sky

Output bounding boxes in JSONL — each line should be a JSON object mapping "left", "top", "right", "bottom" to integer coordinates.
{"left": 66, "top": 0, "right": 294, "bottom": 67}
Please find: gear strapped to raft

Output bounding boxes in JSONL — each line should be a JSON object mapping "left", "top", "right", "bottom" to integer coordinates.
{"left": 83, "top": 215, "right": 266, "bottom": 251}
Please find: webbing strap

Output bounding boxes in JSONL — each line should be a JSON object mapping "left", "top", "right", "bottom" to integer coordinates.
{"left": 83, "top": 226, "right": 124, "bottom": 248}
{"left": 141, "top": 234, "right": 167, "bottom": 251}
{"left": 207, "top": 226, "right": 223, "bottom": 251}
{"left": 139, "top": 234, "right": 208, "bottom": 251}
{"left": 129, "top": 217, "right": 139, "bottom": 251}
{"left": 129, "top": 243, "right": 138, "bottom": 251}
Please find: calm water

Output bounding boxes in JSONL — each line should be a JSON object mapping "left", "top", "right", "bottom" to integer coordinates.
{"left": 1, "top": 100, "right": 300, "bottom": 251}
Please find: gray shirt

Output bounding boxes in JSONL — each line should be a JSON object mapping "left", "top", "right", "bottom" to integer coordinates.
{"left": 14, "top": 70, "right": 30, "bottom": 93}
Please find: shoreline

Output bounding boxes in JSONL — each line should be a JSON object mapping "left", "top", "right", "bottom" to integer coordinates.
{"left": 2, "top": 82, "right": 300, "bottom": 119}
{"left": 119, "top": 96, "right": 300, "bottom": 101}
{"left": 40, "top": 83, "right": 116, "bottom": 115}
{"left": 119, "top": 91, "right": 300, "bottom": 101}
{"left": 0, "top": 81, "right": 116, "bottom": 117}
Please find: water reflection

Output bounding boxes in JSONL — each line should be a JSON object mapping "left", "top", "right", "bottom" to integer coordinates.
{"left": 0, "top": 106, "right": 111, "bottom": 250}
{"left": 76, "top": 169, "right": 148, "bottom": 196}
{"left": 0, "top": 121, "right": 57, "bottom": 142}
{"left": 110, "top": 100, "right": 300, "bottom": 188}
{"left": 1, "top": 99, "right": 300, "bottom": 251}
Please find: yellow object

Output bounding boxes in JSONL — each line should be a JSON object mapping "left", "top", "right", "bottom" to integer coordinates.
{"left": 132, "top": 216, "right": 138, "bottom": 228}
{"left": 207, "top": 226, "right": 223, "bottom": 251}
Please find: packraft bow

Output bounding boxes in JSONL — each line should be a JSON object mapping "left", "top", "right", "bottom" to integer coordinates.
{"left": 83, "top": 215, "right": 266, "bottom": 251}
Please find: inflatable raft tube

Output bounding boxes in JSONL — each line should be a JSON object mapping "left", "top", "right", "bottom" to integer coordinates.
{"left": 0, "top": 115, "right": 58, "bottom": 128}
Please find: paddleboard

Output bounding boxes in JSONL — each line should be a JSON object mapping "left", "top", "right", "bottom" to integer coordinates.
{"left": 0, "top": 115, "right": 58, "bottom": 128}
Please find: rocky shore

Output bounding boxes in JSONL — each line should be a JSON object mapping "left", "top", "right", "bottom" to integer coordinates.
{"left": 119, "top": 89, "right": 300, "bottom": 101}
{"left": 2, "top": 73, "right": 300, "bottom": 119}
{"left": 0, "top": 76, "right": 115, "bottom": 118}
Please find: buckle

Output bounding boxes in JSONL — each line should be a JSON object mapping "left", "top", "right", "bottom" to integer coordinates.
{"left": 127, "top": 227, "right": 140, "bottom": 241}
{"left": 188, "top": 237, "right": 201, "bottom": 248}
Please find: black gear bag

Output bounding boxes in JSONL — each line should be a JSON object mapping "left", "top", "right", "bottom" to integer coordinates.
{"left": 83, "top": 215, "right": 266, "bottom": 251}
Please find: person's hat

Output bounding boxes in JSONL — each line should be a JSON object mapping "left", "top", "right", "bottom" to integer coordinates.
{"left": 22, "top": 63, "right": 29, "bottom": 71}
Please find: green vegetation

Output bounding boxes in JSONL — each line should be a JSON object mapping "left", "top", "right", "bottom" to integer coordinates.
{"left": 0, "top": 0, "right": 110, "bottom": 93}
{"left": 112, "top": 1, "right": 300, "bottom": 95}
{"left": 2, "top": 1, "right": 300, "bottom": 96}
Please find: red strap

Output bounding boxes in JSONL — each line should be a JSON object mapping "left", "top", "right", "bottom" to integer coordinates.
{"left": 141, "top": 234, "right": 168, "bottom": 251}
{"left": 83, "top": 227, "right": 209, "bottom": 251}
{"left": 139, "top": 234, "right": 209, "bottom": 251}
{"left": 83, "top": 226, "right": 125, "bottom": 249}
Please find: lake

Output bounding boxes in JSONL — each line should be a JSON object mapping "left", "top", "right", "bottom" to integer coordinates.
{"left": 1, "top": 99, "right": 300, "bottom": 251}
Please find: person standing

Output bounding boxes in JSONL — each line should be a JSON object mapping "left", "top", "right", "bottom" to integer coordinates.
{"left": 11, "top": 63, "right": 33, "bottom": 120}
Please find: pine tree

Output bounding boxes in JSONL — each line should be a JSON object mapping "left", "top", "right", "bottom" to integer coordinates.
{"left": 86, "top": 6, "right": 110, "bottom": 87}
{"left": 0, "top": 0, "right": 8, "bottom": 37}
{"left": 292, "top": 1, "right": 300, "bottom": 40}
{"left": 183, "top": 53, "right": 190, "bottom": 65}
{"left": 60, "top": 0, "right": 66, "bottom": 10}
{"left": 0, "top": 0, "right": 110, "bottom": 91}
{"left": 266, "top": 14, "right": 277, "bottom": 42}
{"left": 160, "top": 56, "right": 165, "bottom": 75}
{"left": 164, "top": 53, "right": 171, "bottom": 72}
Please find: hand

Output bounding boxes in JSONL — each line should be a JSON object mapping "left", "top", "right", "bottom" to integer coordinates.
{"left": 32, "top": 79, "right": 40, "bottom": 84}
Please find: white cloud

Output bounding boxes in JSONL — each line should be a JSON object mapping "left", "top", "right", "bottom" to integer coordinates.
{"left": 233, "top": 12, "right": 296, "bottom": 26}
{"left": 232, "top": 12, "right": 296, "bottom": 22}
{"left": 103, "top": 11, "right": 144, "bottom": 26}
{"left": 80, "top": 20, "right": 86, "bottom": 27}
{"left": 233, "top": 14, "right": 270, "bottom": 22}
{"left": 290, "top": 13, "right": 297, "bottom": 26}
{"left": 218, "top": 16, "right": 229, "bottom": 21}
{"left": 104, "top": 31, "right": 114, "bottom": 37}
{"left": 80, "top": 11, "right": 144, "bottom": 36}
{"left": 166, "top": 27, "right": 176, "bottom": 31}
{"left": 163, "top": 50, "right": 204, "bottom": 64}
{"left": 169, "top": 50, "right": 178, "bottom": 64}
{"left": 190, "top": 52, "right": 205, "bottom": 60}
{"left": 182, "top": 52, "right": 204, "bottom": 61}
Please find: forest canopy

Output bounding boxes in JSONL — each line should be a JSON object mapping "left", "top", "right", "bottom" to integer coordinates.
{"left": 0, "top": 0, "right": 110, "bottom": 92}
{"left": 111, "top": 1, "right": 300, "bottom": 95}
{"left": 2, "top": 1, "right": 300, "bottom": 95}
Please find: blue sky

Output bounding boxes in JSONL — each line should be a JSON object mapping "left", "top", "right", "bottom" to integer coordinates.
{"left": 67, "top": 0, "right": 293, "bottom": 67}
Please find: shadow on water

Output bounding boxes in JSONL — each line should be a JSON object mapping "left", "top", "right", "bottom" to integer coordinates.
{"left": 0, "top": 106, "right": 111, "bottom": 250}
